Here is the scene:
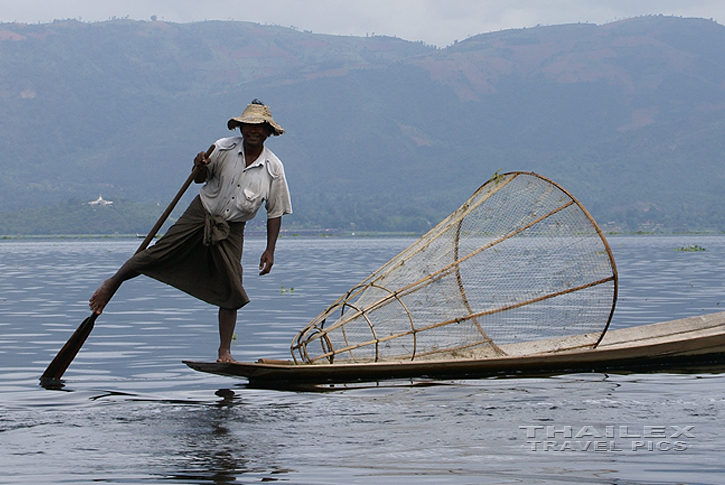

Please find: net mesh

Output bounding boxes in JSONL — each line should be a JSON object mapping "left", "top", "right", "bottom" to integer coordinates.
{"left": 291, "top": 172, "right": 618, "bottom": 364}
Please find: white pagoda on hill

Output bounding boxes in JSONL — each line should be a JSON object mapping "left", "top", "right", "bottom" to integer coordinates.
{"left": 88, "top": 194, "right": 113, "bottom": 206}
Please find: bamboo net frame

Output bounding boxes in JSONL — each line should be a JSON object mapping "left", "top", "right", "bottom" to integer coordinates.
{"left": 291, "top": 172, "right": 618, "bottom": 364}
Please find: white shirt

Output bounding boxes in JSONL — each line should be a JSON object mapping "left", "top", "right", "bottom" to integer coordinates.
{"left": 198, "top": 137, "right": 292, "bottom": 223}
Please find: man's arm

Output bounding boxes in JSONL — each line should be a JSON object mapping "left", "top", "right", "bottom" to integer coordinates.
{"left": 193, "top": 144, "right": 215, "bottom": 183}
{"left": 259, "top": 217, "right": 281, "bottom": 275}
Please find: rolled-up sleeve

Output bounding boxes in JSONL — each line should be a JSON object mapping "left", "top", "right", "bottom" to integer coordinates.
{"left": 265, "top": 165, "right": 292, "bottom": 219}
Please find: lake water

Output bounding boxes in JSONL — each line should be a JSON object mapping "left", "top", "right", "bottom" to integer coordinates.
{"left": 1, "top": 235, "right": 725, "bottom": 484}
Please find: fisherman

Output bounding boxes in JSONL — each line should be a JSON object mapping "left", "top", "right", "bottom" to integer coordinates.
{"left": 89, "top": 99, "right": 292, "bottom": 363}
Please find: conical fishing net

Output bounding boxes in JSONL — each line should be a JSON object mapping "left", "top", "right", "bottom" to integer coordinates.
{"left": 291, "top": 172, "right": 618, "bottom": 364}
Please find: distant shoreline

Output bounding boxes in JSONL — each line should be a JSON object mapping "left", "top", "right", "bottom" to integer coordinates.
{"left": 2, "top": 231, "right": 723, "bottom": 241}
{"left": 0, "top": 231, "right": 423, "bottom": 240}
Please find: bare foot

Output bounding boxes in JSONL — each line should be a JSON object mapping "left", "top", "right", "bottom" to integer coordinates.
{"left": 217, "top": 349, "right": 238, "bottom": 363}
{"left": 89, "top": 278, "right": 120, "bottom": 314}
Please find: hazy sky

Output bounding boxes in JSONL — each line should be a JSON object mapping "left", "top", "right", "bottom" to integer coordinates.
{"left": 2, "top": 0, "right": 724, "bottom": 47}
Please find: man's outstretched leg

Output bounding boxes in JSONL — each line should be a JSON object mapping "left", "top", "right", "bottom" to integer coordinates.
{"left": 89, "top": 261, "right": 140, "bottom": 314}
{"left": 218, "top": 307, "right": 238, "bottom": 363}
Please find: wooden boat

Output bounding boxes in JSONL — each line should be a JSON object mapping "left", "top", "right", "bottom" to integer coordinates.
{"left": 184, "top": 175, "right": 725, "bottom": 389}
{"left": 184, "top": 310, "right": 725, "bottom": 389}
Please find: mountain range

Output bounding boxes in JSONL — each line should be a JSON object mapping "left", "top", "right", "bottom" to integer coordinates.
{"left": 1, "top": 15, "right": 724, "bottom": 234}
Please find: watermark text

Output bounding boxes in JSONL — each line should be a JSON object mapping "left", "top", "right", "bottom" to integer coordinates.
{"left": 519, "top": 425, "right": 695, "bottom": 452}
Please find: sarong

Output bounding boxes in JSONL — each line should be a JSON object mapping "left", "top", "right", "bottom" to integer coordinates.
{"left": 128, "top": 195, "right": 250, "bottom": 310}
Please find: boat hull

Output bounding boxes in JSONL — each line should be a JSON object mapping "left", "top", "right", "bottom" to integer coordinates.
{"left": 184, "top": 311, "right": 725, "bottom": 388}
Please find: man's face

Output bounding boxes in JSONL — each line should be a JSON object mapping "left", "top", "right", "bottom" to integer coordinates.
{"left": 241, "top": 123, "right": 271, "bottom": 147}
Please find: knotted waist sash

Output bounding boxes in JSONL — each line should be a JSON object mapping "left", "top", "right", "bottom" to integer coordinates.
{"left": 204, "top": 212, "right": 231, "bottom": 246}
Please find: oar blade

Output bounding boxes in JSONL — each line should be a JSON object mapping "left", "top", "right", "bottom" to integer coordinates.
{"left": 40, "top": 313, "right": 98, "bottom": 385}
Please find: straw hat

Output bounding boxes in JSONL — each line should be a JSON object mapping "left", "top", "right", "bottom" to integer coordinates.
{"left": 227, "top": 100, "right": 285, "bottom": 136}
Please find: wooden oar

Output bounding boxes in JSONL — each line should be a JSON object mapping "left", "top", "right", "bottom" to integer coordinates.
{"left": 40, "top": 145, "right": 214, "bottom": 385}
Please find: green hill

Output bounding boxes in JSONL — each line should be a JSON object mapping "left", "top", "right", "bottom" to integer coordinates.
{"left": 1, "top": 16, "right": 724, "bottom": 234}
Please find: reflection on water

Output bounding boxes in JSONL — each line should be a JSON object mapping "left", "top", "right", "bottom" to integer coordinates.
{"left": 1, "top": 235, "right": 725, "bottom": 484}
